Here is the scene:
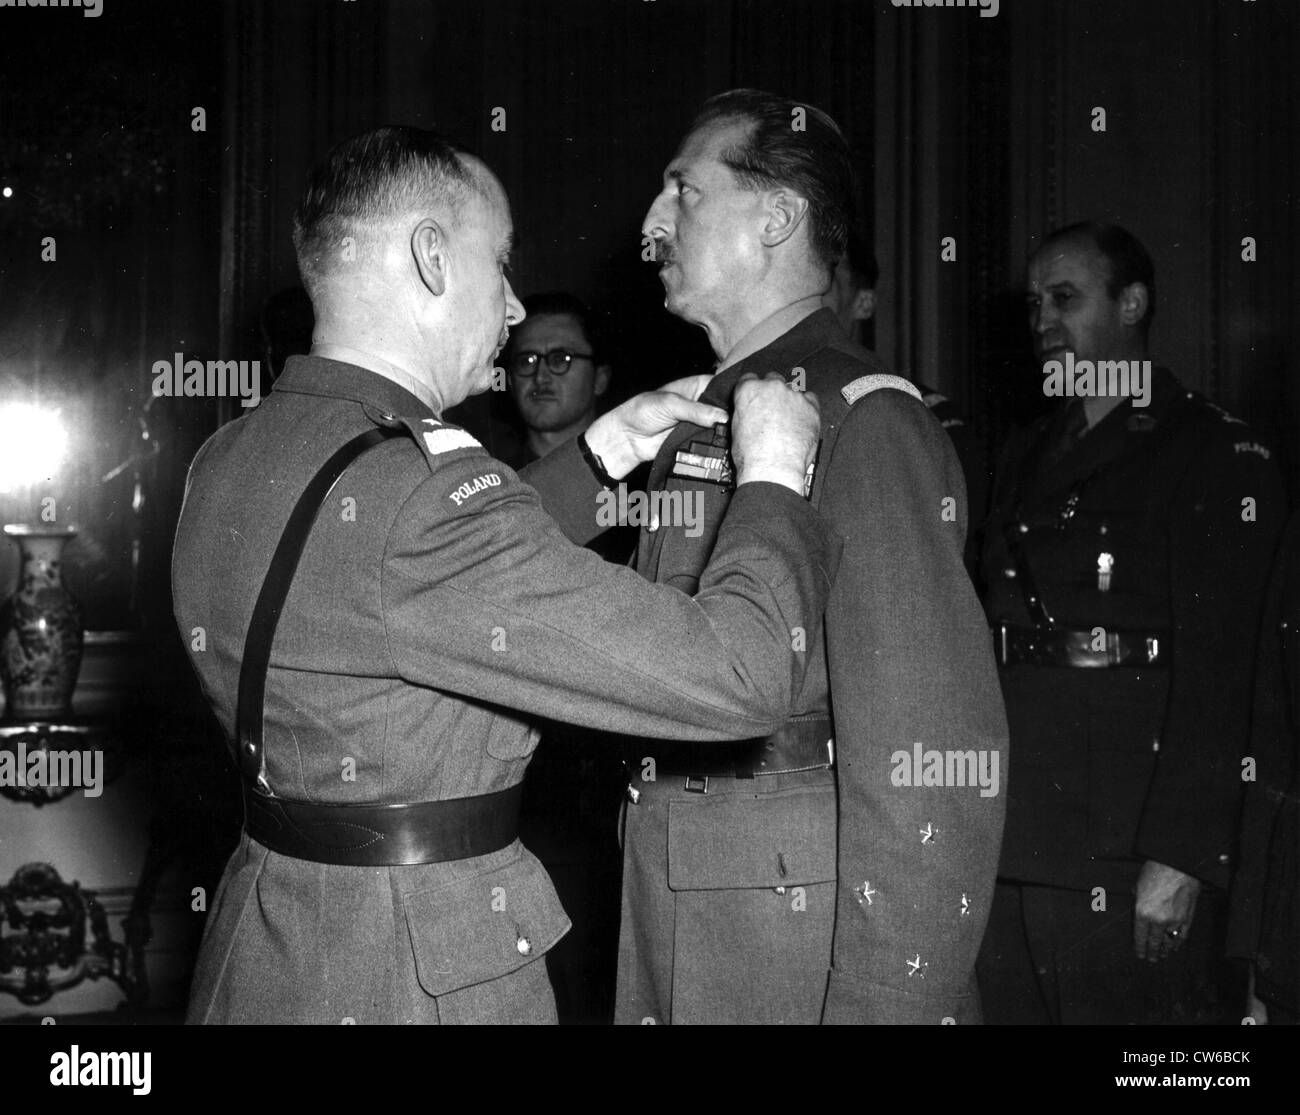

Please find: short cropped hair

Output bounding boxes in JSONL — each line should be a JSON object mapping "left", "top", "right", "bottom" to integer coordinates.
{"left": 1039, "top": 221, "right": 1157, "bottom": 331}
{"left": 513, "top": 292, "right": 608, "bottom": 366}
{"left": 688, "top": 89, "right": 856, "bottom": 273}
{"left": 292, "top": 125, "right": 481, "bottom": 294}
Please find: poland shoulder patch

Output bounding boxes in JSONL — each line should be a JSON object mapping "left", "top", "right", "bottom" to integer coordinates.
{"left": 841, "top": 374, "right": 923, "bottom": 406}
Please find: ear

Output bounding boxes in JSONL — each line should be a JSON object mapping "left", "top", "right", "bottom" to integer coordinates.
{"left": 758, "top": 189, "right": 810, "bottom": 249}
{"left": 411, "top": 218, "right": 448, "bottom": 297}
{"left": 593, "top": 364, "right": 612, "bottom": 398}
{"left": 851, "top": 288, "right": 876, "bottom": 323}
{"left": 1118, "top": 281, "right": 1149, "bottom": 328}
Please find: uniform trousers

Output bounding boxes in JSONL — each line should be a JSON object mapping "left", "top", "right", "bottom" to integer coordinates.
{"left": 977, "top": 880, "right": 1242, "bottom": 1024}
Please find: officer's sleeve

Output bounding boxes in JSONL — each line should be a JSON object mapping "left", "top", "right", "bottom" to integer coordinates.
{"left": 1136, "top": 435, "right": 1287, "bottom": 888}
{"left": 818, "top": 392, "right": 1008, "bottom": 1025}
{"left": 517, "top": 438, "right": 607, "bottom": 546}
{"left": 382, "top": 444, "right": 841, "bottom": 741}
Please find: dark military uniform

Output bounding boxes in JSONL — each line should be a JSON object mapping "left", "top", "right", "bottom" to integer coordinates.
{"left": 976, "top": 366, "right": 1287, "bottom": 1024}
{"left": 1228, "top": 511, "right": 1300, "bottom": 1021}
{"left": 614, "top": 308, "right": 1008, "bottom": 1024}
{"left": 171, "top": 354, "right": 838, "bottom": 1024}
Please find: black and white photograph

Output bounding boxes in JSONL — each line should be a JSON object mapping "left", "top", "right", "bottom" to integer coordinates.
{"left": 0, "top": 0, "right": 1296, "bottom": 1095}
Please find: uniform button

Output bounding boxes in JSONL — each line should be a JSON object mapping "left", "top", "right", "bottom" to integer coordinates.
{"left": 1099, "top": 524, "right": 1109, "bottom": 535}
{"left": 1017, "top": 523, "right": 1029, "bottom": 534}
{"left": 1218, "top": 853, "right": 1230, "bottom": 864}
{"left": 1151, "top": 738, "right": 1160, "bottom": 753}
{"left": 774, "top": 886, "right": 787, "bottom": 895}
{"left": 626, "top": 783, "right": 641, "bottom": 805}
{"left": 1003, "top": 567, "right": 1017, "bottom": 579}
{"left": 516, "top": 935, "right": 532, "bottom": 956}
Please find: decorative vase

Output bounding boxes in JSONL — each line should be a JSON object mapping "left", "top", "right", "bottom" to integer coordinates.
{"left": 0, "top": 526, "right": 84, "bottom": 720}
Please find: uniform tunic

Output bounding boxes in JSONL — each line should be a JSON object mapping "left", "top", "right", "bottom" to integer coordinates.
{"left": 977, "top": 366, "right": 1287, "bottom": 1023}
{"left": 613, "top": 308, "right": 1008, "bottom": 1024}
{"left": 171, "top": 354, "right": 839, "bottom": 1024}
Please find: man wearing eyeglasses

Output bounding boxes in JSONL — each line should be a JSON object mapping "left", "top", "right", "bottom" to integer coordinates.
{"left": 504, "top": 291, "right": 611, "bottom": 468}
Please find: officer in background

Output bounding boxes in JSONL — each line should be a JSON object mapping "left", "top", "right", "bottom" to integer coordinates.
{"left": 823, "top": 231, "right": 988, "bottom": 532}
{"left": 976, "top": 221, "right": 1287, "bottom": 1024}
{"left": 172, "top": 125, "right": 838, "bottom": 1024}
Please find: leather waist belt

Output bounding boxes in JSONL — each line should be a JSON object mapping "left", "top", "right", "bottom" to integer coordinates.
{"left": 655, "top": 715, "right": 833, "bottom": 783}
{"left": 243, "top": 781, "right": 523, "bottom": 866}
{"left": 994, "top": 623, "right": 1169, "bottom": 669}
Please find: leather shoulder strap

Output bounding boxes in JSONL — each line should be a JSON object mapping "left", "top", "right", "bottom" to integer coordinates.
{"left": 235, "top": 426, "right": 405, "bottom": 790}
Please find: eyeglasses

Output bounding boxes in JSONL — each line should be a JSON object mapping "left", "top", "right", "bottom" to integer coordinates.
{"left": 507, "top": 349, "right": 595, "bottom": 377}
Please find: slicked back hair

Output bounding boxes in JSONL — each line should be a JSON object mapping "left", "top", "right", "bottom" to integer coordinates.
{"left": 292, "top": 125, "right": 483, "bottom": 295}
{"left": 1039, "top": 221, "right": 1157, "bottom": 334}
{"left": 688, "top": 89, "right": 856, "bottom": 274}
{"left": 510, "top": 292, "right": 608, "bottom": 367}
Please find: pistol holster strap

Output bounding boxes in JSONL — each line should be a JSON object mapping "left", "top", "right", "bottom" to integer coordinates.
{"left": 233, "top": 425, "right": 521, "bottom": 867}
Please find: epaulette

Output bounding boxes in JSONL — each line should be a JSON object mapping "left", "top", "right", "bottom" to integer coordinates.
{"left": 840, "top": 374, "right": 923, "bottom": 407}
{"left": 394, "top": 414, "right": 486, "bottom": 474}
{"left": 1194, "top": 394, "right": 1247, "bottom": 427}
{"left": 1178, "top": 392, "right": 1273, "bottom": 460}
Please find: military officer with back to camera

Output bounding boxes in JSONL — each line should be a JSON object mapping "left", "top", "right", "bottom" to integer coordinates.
{"left": 170, "top": 125, "right": 840, "bottom": 1025}
{"left": 975, "top": 221, "right": 1287, "bottom": 1024}
{"left": 616, "top": 89, "right": 1008, "bottom": 1026}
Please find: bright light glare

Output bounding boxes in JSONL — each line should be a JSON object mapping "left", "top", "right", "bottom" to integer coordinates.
{"left": 0, "top": 405, "right": 69, "bottom": 493}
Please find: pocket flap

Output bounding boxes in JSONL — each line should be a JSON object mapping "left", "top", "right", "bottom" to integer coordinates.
{"left": 668, "top": 787, "right": 836, "bottom": 891}
{"left": 403, "top": 851, "right": 571, "bottom": 997}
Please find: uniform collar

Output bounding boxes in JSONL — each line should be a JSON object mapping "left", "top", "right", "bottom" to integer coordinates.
{"left": 272, "top": 352, "right": 438, "bottom": 420}
{"left": 714, "top": 295, "right": 826, "bottom": 375}
{"left": 702, "top": 306, "right": 844, "bottom": 408}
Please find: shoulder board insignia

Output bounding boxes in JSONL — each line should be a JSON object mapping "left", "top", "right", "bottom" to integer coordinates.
{"left": 420, "top": 419, "right": 482, "bottom": 456}
{"left": 1202, "top": 399, "right": 1246, "bottom": 426}
{"left": 1234, "top": 441, "right": 1271, "bottom": 460}
{"left": 921, "top": 389, "right": 950, "bottom": 407}
{"left": 841, "top": 374, "right": 923, "bottom": 407}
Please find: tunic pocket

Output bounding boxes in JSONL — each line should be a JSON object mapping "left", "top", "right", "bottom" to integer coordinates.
{"left": 403, "top": 848, "right": 571, "bottom": 997}
{"left": 667, "top": 785, "right": 837, "bottom": 890}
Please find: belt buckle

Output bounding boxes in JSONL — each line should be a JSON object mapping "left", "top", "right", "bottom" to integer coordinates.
{"left": 683, "top": 775, "right": 709, "bottom": 794}
{"left": 1107, "top": 629, "right": 1123, "bottom": 667}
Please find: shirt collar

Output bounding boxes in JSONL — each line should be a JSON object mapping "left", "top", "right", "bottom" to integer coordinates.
{"left": 714, "top": 295, "right": 826, "bottom": 375}
{"left": 308, "top": 343, "right": 442, "bottom": 414}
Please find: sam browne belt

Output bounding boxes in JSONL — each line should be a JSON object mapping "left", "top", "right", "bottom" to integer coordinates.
{"left": 233, "top": 425, "right": 520, "bottom": 867}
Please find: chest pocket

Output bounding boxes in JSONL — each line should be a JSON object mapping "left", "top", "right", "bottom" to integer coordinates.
{"left": 641, "top": 479, "right": 732, "bottom": 594}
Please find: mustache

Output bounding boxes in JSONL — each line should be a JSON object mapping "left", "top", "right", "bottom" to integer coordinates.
{"left": 651, "top": 239, "right": 676, "bottom": 265}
